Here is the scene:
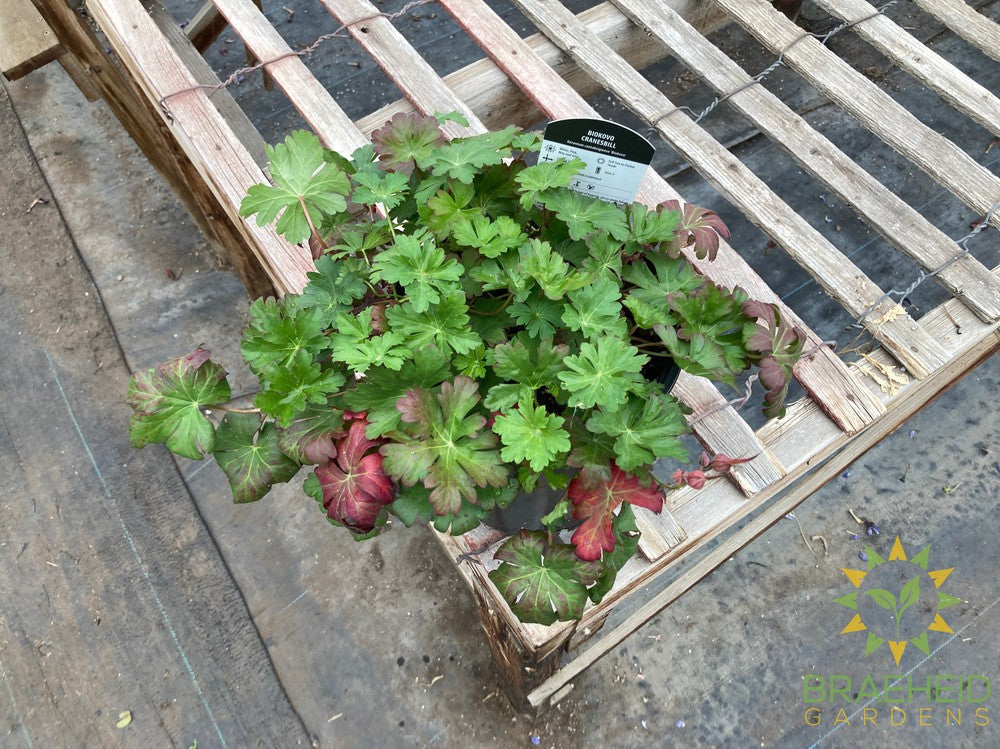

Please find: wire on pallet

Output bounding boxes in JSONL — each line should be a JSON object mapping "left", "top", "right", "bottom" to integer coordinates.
{"left": 158, "top": 0, "right": 437, "bottom": 118}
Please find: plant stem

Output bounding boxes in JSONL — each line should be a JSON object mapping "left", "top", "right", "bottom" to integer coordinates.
{"left": 298, "top": 195, "right": 325, "bottom": 249}
{"left": 210, "top": 403, "right": 260, "bottom": 415}
{"left": 469, "top": 294, "right": 513, "bottom": 317}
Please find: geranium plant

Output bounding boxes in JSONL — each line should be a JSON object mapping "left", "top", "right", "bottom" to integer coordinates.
{"left": 127, "top": 113, "right": 803, "bottom": 625}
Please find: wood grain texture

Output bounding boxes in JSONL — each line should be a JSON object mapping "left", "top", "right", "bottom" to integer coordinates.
{"left": 147, "top": 0, "right": 267, "bottom": 168}
{"left": 186, "top": 0, "right": 229, "bottom": 53}
{"left": 813, "top": 0, "right": 1000, "bottom": 136}
{"left": 81, "top": 0, "right": 314, "bottom": 296}
{"left": 355, "top": 1, "right": 729, "bottom": 134}
{"left": 316, "top": 0, "right": 482, "bottom": 138}
{"left": 211, "top": 0, "right": 369, "bottom": 157}
{"left": 31, "top": 0, "right": 275, "bottom": 297}
{"left": 714, "top": 0, "right": 1000, "bottom": 230}
{"left": 1, "top": 0, "right": 62, "bottom": 80}
{"left": 909, "top": 0, "right": 1000, "bottom": 62}
{"left": 611, "top": 0, "right": 1000, "bottom": 323}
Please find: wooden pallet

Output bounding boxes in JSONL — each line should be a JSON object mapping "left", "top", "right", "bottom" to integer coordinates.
{"left": 29, "top": 0, "right": 1000, "bottom": 713}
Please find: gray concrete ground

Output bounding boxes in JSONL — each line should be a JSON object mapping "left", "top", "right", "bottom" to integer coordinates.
{"left": 2, "top": 1, "right": 998, "bottom": 747}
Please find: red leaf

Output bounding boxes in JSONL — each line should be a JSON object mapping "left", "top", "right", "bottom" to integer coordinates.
{"left": 568, "top": 465, "right": 664, "bottom": 561}
{"left": 313, "top": 420, "right": 394, "bottom": 534}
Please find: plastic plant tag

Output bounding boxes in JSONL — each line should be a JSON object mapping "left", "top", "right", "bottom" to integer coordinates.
{"left": 540, "top": 118, "right": 655, "bottom": 205}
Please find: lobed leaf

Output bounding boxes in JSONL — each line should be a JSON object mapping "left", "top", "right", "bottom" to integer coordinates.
{"left": 493, "top": 403, "right": 571, "bottom": 472}
{"left": 214, "top": 413, "right": 300, "bottom": 503}
{"left": 558, "top": 336, "right": 648, "bottom": 412}
{"left": 128, "top": 348, "right": 231, "bottom": 461}
{"left": 586, "top": 393, "right": 688, "bottom": 472}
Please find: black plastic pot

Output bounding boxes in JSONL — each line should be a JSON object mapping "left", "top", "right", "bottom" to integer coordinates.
{"left": 488, "top": 474, "right": 566, "bottom": 534}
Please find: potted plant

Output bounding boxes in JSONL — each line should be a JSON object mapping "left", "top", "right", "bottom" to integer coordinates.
{"left": 127, "top": 113, "right": 803, "bottom": 625}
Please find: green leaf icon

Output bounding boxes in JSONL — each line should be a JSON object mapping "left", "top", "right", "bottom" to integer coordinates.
{"left": 866, "top": 588, "right": 897, "bottom": 611}
{"left": 897, "top": 575, "right": 921, "bottom": 618}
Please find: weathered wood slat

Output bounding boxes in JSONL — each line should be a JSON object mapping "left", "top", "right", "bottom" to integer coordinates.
{"left": 82, "top": 0, "right": 313, "bottom": 295}
{"left": 813, "top": 0, "right": 1000, "bottom": 136}
{"left": 714, "top": 0, "right": 1000, "bottom": 231}
{"left": 440, "top": 0, "right": 887, "bottom": 435}
{"left": 210, "top": 0, "right": 369, "bottom": 158}
{"left": 186, "top": 0, "right": 229, "bottom": 53}
{"left": 316, "top": 0, "right": 481, "bottom": 138}
{"left": 355, "top": 2, "right": 728, "bottom": 135}
{"left": 609, "top": 0, "right": 1000, "bottom": 323}
{"left": 672, "top": 371, "right": 785, "bottom": 495}
{"left": 147, "top": 0, "right": 267, "bottom": 168}
{"left": 1, "top": 0, "right": 62, "bottom": 80}
{"left": 499, "top": 0, "right": 952, "bottom": 380}
{"left": 909, "top": 0, "right": 1000, "bottom": 62}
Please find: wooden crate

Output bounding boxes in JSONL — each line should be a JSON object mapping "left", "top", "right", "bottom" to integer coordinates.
{"left": 30, "top": 0, "right": 1000, "bottom": 714}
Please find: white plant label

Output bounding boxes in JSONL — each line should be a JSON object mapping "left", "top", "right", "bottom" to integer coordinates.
{"left": 539, "top": 118, "right": 655, "bottom": 206}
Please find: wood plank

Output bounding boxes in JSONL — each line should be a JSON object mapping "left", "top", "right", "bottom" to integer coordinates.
{"left": 186, "top": 0, "right": 229, "bottom": 53}
{"left": 1, "top": 0, "right": 63, "bottom": 80}
{"left": 714, "top": 0, "right": 1000, "bottom": 231}
{"left": 609, "top": 0, "right": 1000, "bottom": 323}
{"left": 81, "top": 0, "right": 314, "bottom": 296}
{"left": 31, "top": 0, "right": 275, "bottom": 297}
{"left": 909, "top": 0, "right": 1000, "bottom": 62}
{"left": 209, "top": 0, "right": 370, "bottom": 157}
{"left": 355, "top": 2, "right": 729, "bottom": 134}
{"left": 502, "top": 0, "right": 952, "bottom": 379}
{"left": 634, "top": 506, "right": 686, "bottom": 559}
{"left": 673, "top": 371, "right": 785, "bottom": 494}
{"left": 56, "top": 52, "right": 100, "bottom": 101}
{"left": 146, "top": 0, "right": 267, "bottom": 167}
{"left": 812, "top": 0, "right": 1000, "bottom": 136}
{"left": 439, "top": 0, "right": 887, "bottom": 435}
{"left": 315, "top": 0, "right": 482, "bottom": 138}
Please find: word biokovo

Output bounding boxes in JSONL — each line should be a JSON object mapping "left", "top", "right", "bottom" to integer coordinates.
{"left": 802, "top": 674, "right": 991, "bottom": 727}
{"left": 802, "top": 537, "right": 992, "bottom": 730}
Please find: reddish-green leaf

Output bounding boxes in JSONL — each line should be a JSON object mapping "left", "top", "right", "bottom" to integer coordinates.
{"left": 743, "top": 300, "right": 805, "bottom": 419}
{"left": 213, "top": 413, "right": 300, "bottom": 503}
{"left": 303, "top": 419, "right": 394, "bottom": 534}
{"left": 276, "top": 402, "right": 346, "bottom": 464}
{"left": 660, "top": 199, "right": 729, "bottom": 261}
{"left": 128, "top": 348, "right": 230, "bottom": 461}
{"left": 568, "top": 465, "right": 664, "bottom": 561}
{"left": 371, "top": 112, "right": 445, "bottom": 173}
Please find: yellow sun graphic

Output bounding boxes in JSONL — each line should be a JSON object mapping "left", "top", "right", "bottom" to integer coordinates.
{"left": 835, "top": 536, "right": 962, "bottom": 666}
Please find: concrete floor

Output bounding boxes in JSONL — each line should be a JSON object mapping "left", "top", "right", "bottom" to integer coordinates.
{"left": 2, "top": 1, "right": 999, "bottom": 747}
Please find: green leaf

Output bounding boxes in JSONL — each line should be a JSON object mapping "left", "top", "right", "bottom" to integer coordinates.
{"left": 897, "top": 575, "right": 921, "bottom": 618}
{"left": 381, "top": 377, "right": 507, "bottom": 514}
{"left": 420, "top": 181, "right": 479, "bottom": 237}
{"left": 434, "top": 110, "right": 470, "bottom": 127}
{"left": 493, "top": 403, "right": 571, "bottom": 472}
{"left": 586, "top": 393, "right": 689, "bottom": 472}
{"left": 561, "top": 277, "right": 628, "bottom": 340}
{"left": 385, "top": 293, "right": 482, "bottom": 356}
{"left": 627, "top": 202, "right": 680, "bottom": 245}
{"left": 213, "top": 414, "right": 300, "bottom": 503}
{"left": 240, "top": 130, "right": 350, "bottom": 244}
{"left": 866, "top": 589, "right": 897, "bottom": 611}
{"left": 490, "top": 336, "right": 568, "bottom": 392}
{"left": 489, "top": 531, "right": 601, "bottom": 625}
{"left": 520, "top": 239, "right": 572, "bottom": 300}
{"left": 254, "top": 350, "right": 346, "bottom": 427}
{"left": 451, "top": 215, "right": 526, "bottom": 259}
{"left": 240, "top": 297, "right": 329, "bottom": 376}
{"left": 298, "top": 255, "right": 368, "bottom": 316}
{"left": 351, "top": 169, "right": 410, "bottom": 211}
{"left": 343, "top": 346, "right": 451, "bottom": 438}
{"left": 541, "top": 190, "right": 629, "bottom": 241}
{"left": 453, "top": 344, "right": 487, "bottom": 378}
{"left": 373, "top": 234, "right": 463, "bottom": 313}
{"left": 427, "top": 133, "right": 506, "bottom": 184}
{"left": 128, "top": 348, "right": 231, "bottom": 461}
{"left": 622, "top": 254, "right": 702, "bottom": 327}
{"left": 558, "top": 336, "right": 648, "bottom": 412}
{"left": 513, "top": 158, "right": 585, "bottom": 209}
{"left": 391, "top": 483, "right": 490, "bottom": 535}
{"left": 275, "top": 401, "right": 345, "bottom": 464}
{"left": 508, "top": 296, "right": 564, "bottom": 340}
{"left": 332, "top": 330, "right": 409, "bottom": 374}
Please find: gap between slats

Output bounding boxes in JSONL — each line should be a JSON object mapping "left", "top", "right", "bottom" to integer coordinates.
{"left": 714, "top": 0, "right": 1000, "bottom": 232}
{"left": 608, "top": 0, "right": 1000, "bottom": 324}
